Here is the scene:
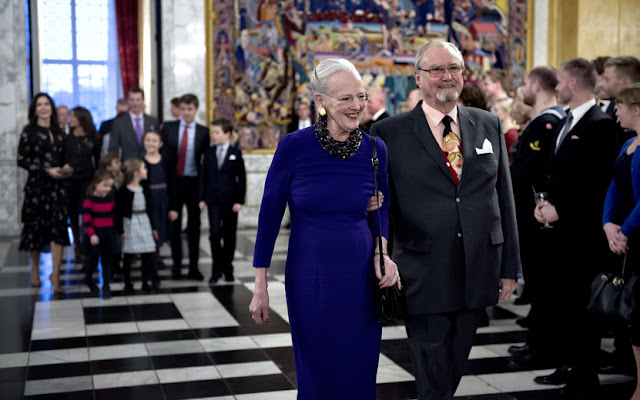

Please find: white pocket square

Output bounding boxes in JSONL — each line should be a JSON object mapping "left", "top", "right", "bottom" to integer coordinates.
{"left": 475, "top": 138, "right": 493, "bottom": 155}
{"left": 229, "top": 154, "right": 237, "bottom": 160}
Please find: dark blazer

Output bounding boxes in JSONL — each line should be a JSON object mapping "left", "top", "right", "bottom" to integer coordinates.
{"left": 108, "top": 113, "right": 159, "bottom": 160}
{"left": 161, "top": 120, "right": 210, "bottom": 210}
{"left": 371, "top": 102, "right": 521, "bottom": 314}
{"left": 199, "top": 145, "right": 246, "bottom": 207}
{"left": 362, "top": 110, "right": 390, "bottom": 133}
{"left": 547, "top": 105, "right": 619, "bottom": 274}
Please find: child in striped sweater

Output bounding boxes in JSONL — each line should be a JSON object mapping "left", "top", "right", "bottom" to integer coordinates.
{"left": 82, "top": 169, "right": 119, "bottom": 298}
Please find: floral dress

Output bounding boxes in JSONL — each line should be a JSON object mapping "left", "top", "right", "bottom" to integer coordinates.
{"left": 17, "top": 125, "right": 70, "bottom": 251}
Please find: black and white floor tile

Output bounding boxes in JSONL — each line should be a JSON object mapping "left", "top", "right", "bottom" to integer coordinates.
{"left": 0, "top": 229, "right": 636, "bottom": 399}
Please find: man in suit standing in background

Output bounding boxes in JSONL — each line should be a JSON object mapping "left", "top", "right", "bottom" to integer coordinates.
{"left": 371, "top": 42, "right": 520, "bottom": 400}
{"left": 162, "top": 94, "right": 209, "bottom": 281}
{"left": 99, "top": 98, "right": 129, "bottom": 157}
{"left": 108, "top": 87, "right": 158, "bottom": 160}
{"left": 286, "top": 100, "right": 313, "bottom": 134}
{"left": 534, "top": 58, "right": 619, "bottom": 399}
{"left": 362, "top": 88, "right": 389, "bottom": 132}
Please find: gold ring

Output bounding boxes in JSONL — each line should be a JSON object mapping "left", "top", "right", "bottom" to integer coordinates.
{"left": 394, "top": 271, "right": 399, "bottom": 276}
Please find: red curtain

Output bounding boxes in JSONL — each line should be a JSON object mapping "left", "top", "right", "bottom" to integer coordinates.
{"left": 115, "top": 0, "right": 139, "bottom": 94}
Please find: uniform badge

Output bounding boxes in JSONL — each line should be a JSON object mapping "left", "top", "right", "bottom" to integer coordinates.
{"left": 546, "top": 123, "right": 553, "bottom": 130}
{"left": 529, "top": 140, "right": 541, "bottom": 151}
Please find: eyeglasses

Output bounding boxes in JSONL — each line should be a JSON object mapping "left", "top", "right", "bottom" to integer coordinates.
{"left": 325, "top": 92, "right": 369, "bottom": 104}
{"left": 417, "top": 65, "right": 464, "bottom": 77}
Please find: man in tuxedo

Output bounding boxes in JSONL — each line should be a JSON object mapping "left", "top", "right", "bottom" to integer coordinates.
{"left": 162, "top": 93, "right": 209, "bottom": 280}
{"left": 198, "top": 119, "right": 246, "bottom": 283}
{"left": 286, "top": 100, "right": 313, "bottom": 134}
{"left": 596, "top": 56, "right": 640, "bottom": 147}
{"left": 371, "top": 42, "right": 520, "bottom": 400}
{"left": 534, "top": 58, "right": 619, "bottom": 399}
{"left": 99, "top": 98, "right": 129, "bottom": 157}
{"left": 361, "top": 88, "right": 389, "bottom": 132}
{"left": 108, "top": 87, "right": 159, "bottom": 160}
{"left": 507, "top": 66, "right": 566, "bottom": 368}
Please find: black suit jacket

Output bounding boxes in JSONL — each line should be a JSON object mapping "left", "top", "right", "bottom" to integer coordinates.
{"left": 546, "top": 105, "right": 618, "bottom": 276}
{"left": 161, "top": 120, "right": 210, "bottom": 211}
{"left": 199, "top": 145, "right": 246, "bottom": 206}
{"left": 108, "top": 113, "right": 159, "bottom": 160}
{"left": 371, "top": 103, "right": 520, "bottom": 314}
{"left": 362, "top": 110, "right": 390, "bottom": 133}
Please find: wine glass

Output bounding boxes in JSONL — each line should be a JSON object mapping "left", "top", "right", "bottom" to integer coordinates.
{"left": 534, "top": 191, "right": 553, "bottom": 229}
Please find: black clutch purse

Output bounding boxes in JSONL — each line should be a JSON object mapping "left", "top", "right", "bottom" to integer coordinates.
{"left": 371, "top": 136, "right": 407, "bottom": 323}
{"left": 587, "top": 253, "right": 636, "bottom": 323}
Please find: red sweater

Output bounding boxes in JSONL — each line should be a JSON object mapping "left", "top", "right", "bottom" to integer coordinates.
{"left": 82, "top": 194, "right": 115, "bottom": 236}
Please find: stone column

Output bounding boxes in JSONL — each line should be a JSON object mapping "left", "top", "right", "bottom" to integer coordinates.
{"left": 0, "top": 0, "right": 29, "bottom": 237}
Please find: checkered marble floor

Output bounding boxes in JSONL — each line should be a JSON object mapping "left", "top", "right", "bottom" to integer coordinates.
{"left": 0, "top": 229, "right": 636, "bottom": 399}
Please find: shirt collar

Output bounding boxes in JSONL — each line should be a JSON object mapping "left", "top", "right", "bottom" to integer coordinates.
{"left": 129, "top": 111, "right": 143, "bottom": 120}
{"left": 421, "top": 101, "right": 459, "bottom": 127}
{"left": 568, "top": 98, "right": 596, "bottom": 125}
{"left": 372, "top": 108, "right": 386, "bottom": 121}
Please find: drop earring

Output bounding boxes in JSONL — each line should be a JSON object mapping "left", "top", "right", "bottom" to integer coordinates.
{"left": 318, "top": 106, "right": 326, "bottom": 117}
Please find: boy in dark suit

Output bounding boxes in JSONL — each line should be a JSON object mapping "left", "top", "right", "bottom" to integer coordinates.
{"left": 199, "top": 119, "right": 246, "bottom": 283}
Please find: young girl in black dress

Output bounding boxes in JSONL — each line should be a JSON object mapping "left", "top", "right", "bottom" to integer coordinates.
{"left": 82, "top": 169, "right": 118, "bottom": 298}
{"left": 142, "top": 130, "right": 175, "bottom": 259}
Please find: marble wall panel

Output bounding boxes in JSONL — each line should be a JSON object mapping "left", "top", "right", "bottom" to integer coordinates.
{"left": 161, "top": 0, "right": 207, "bottom": 124}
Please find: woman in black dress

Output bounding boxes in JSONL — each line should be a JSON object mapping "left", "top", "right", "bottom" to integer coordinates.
{"left": 65, "top": 106, "right": 101, "bottom": 263}
{"left": 17, "top": 93, "right": 73, "bottom": 292}
{"left": 602, "top": 84, "right": 640, "bottom": 400}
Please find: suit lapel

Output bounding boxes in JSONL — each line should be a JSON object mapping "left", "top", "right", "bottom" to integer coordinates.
{"left": 408, "top": 105, "right": 456, "bottom": 185}
{"left": 555, "top": 105, "right": 597, "bottom": 156}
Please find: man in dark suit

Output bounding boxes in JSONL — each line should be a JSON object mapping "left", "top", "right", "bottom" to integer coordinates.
{"left": 361, "top": 88, "right": 390, "bottom": 132}
{"left": 108, "top": 87, "right": 159, "bottom": 160}
{"left": 199, "top": 119, "right": 246, "bottom": 283}
{"left": 535, "top": 58, "right": 619, "bottom": 399}
{"left": 596, "top": 56, "right": 640, "bottom": 148}
{"left": 99, "top": 98, "right": 129, "bottom": 157}
{"left": 286, "top": 100, "right": 313, "bottom": 134}
{"left": 371, "top": 42, "right": 520, "bottom": 400}
{"left": 162, "top": 94, "right": 210, "bottom": 280}
{"left": 507, "top": 66, "right": 566, "bottom": 368}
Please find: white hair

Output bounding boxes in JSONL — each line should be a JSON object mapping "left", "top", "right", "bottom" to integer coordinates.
{"left": 415, "top": 41, "right": 464, "bottom": 71}
{"left": 310, "top": 59, "right": 361, "bottom": 95}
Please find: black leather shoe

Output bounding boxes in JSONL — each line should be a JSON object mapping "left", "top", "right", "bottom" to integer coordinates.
{"left": 187, "top": 270, "right": 204, "bottom": 281}
{"left": 534, "top": 366, "right": 571, "bottom": 385}
{"left": 508, "top": 344, "right": 530, "bottom": 356}
{"left": 171, "top": 267, "right": 182, "bottom": 280}
{"left": 209, "top": 272, "right": 221, "bottom": 284}
{"left": 224, "top": 274, "right": 235, "bottom": 282}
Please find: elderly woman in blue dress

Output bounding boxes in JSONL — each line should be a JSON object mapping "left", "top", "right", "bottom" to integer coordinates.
{"left": 602, "top": 83, "right": 640, "bottom": 400}
{"left": 249, "top": 58, "right": 400, "bottom": 399}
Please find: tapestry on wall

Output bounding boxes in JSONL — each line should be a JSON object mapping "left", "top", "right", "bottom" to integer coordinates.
{"left": 208, "top": 0, "right": 527, "bottom": 152}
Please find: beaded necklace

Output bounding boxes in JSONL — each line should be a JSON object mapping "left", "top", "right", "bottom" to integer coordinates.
{"left": 314, "top": 115, "right": 362, "bottom": 159}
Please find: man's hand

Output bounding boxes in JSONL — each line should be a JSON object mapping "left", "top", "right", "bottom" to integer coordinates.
{"left": 366, "top": 191, "right": 384, "bottom": 212}
{"left": 536, "top": 203, "right": 559, "bottom": 224}
{"left": 499, "top": 278, "right": 517, "bottom": 301}
{"left": 90, "top": 235, "right": 99, "bottom": 246}
{"left": 198, "top": 201, "right": 206, "bottom": 212}
{"left": 168, "top": 210, "right": 178, "bottom": 221}
{"left": 232, "top": 203, "right": 242, "bottom": 213}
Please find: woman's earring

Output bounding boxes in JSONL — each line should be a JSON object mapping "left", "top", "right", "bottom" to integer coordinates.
{"left": 318, "top": 106, "right": 326, "bottom": 117}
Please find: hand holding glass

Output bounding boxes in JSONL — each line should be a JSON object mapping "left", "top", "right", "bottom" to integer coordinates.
{"left": 534, "top": 191, "right": 553, "bottom": 229}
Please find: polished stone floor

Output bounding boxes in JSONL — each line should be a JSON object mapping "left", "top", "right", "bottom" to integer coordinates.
{"left": 0, "top": 229, "right": 635, "bottom": 399}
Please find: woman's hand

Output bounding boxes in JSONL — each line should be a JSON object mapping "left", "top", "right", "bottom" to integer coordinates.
{"left": 90, "top": 235, "right": 99, "bottom": 246}
{"left": 48, "top": 167, "right": 65, "bottom": 179}
{"left": 249, "top": 268, "right": 270, "bottom": 324}
{"left": 366, "top": 191, "right": 384, "bottom": 212}
{"left": 249, "top": 288, "right": 270, "bottom": 324}
{"left": 604, "top": 222, "right": 626, "bottom": 254}
{"left": 374, "top": 253, "right": 402, "bottom": 289}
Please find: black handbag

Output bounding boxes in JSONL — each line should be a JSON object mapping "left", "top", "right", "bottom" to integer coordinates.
{"left": 587, "top": 253, "right": 636, "bottom": 323}
{"left": 371, "top": 136, "right": 407, "bottom": 323}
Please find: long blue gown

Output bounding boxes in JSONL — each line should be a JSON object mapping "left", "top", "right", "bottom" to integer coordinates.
{"left": 253, "top": 127, "right": 390, "bottom": 399}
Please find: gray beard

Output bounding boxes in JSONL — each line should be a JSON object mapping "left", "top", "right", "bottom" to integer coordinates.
{"left": 436, "top": 91, "right": 459, "bottom": 103}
